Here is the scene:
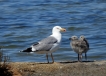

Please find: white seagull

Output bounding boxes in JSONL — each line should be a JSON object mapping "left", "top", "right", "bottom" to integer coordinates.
{"left": 20, "top": 26, "right": 66, "bottom": 63}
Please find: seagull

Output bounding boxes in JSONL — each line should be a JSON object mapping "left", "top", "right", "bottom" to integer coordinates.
{"left": 69, "top": 36, "right": 80, "bottom": 61}
{"left": 69, "top": 35, "right": 89, "bottom": 62}
{"left": 20, "top": 26, "right": 66, "bottom": 63}
{"left": 79, "top": 35, "right": 89, "bottom": 61}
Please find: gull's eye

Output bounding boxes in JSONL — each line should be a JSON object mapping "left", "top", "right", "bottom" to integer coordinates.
{"left": 74, "top": 37, "right": 76, "bottom": 39}
{"left": 81, "top": 37, "right": 83, "bottom": 39}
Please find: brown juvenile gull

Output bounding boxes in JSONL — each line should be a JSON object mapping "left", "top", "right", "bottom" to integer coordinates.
{"left": 69, "top": 35, "right": 89, "bottom": 62}
{"left": 69, "top": 36, "right": 80, "bottom": 61}
{"left": 79, "top": 35, "right": 89, "bottom": 61}
{"left": 20, "top": 26, "right": 66, "bottom": 63}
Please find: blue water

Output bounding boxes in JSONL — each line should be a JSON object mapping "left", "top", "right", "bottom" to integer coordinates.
{"left": 0, "top": 0, "right": 106, "bottom": 62}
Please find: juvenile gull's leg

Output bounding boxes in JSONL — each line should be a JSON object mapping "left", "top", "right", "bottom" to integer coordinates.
{"left": 79, "top": 54, "right": 82, "bottom": 62}
{"left": 85, "top": 53, "right": 87, "bottom": 61}
{"left": 78, "top": 54, "right": 80, "bottom": 62}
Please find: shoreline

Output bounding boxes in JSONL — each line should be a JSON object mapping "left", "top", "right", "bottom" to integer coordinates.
{"left": 6, "top": 60, "right": 106, "bottom": 76}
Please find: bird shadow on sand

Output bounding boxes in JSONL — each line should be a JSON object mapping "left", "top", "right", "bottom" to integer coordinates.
{"left": 36, "top": 62, "right": 54, "bottom": 64}
{"left": 34, "top": 60, "right": 95, "bottom": 64}
{"left": 59, "top": 60, "right": 95, "bottom": 64}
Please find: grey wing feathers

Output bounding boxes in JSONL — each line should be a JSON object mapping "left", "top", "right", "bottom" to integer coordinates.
{"left": 32, "top": 36, "right": 57, "bottom": 51}
{"left": 39, "top": 36, "right": 57, "bottom": 44}
{"left": 34, "top": 44, "right": 54, "bottom": 51}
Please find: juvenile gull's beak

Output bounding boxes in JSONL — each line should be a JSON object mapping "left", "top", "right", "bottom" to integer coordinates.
{"left": 60, "top": 28, "right": 66, "bottom": 32}
{"left": 69, "top": 38, "right": 71, "bottom": 40}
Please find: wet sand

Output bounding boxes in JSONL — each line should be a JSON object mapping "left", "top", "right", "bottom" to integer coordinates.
{"left": 8, "top": 60, "right": 106, "bottom": 76}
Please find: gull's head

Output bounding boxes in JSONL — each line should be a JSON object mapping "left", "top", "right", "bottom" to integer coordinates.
{"left": 80, "top": 35, "right": 85, "bottom": 40}
{"left": 52, "top": 26, "right": 66, "bottom": 33}
{"left": 69, "top": 36, "right": 78, "bottom": 40}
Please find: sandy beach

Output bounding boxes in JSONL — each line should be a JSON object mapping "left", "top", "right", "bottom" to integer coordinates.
{"left": 6, "top": 60, "right": 106, "bottom": 76}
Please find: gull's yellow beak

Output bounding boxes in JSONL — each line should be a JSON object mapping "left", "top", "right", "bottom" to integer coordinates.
{"left": 60, "top": 28, "right": 66, "bottom": 32}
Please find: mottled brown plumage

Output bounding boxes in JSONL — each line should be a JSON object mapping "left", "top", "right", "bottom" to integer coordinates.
{"left": 69, "top": 35, "right": 89, "bottom": 62}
